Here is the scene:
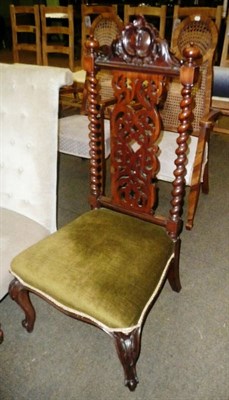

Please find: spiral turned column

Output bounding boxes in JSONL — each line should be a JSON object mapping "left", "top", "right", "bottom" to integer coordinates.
{"left": 85, "top": 37, "right": 104, "bottom": 208}
{"left": 169, "top": 45, "right": 201, "bottom": 238}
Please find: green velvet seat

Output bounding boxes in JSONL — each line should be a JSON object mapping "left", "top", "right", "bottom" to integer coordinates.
{"left": 11, "top": 208, "right": 174, "bottom": 330}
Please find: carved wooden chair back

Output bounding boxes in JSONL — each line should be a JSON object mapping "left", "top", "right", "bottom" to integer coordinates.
{"left": 159, "top": 15, "right": 219, "bottom": 229}
{"left": 10, "top": 4, "right": 42, "bottom": 65}
{"left": 124, "top": 4, "right": 167, "bottom": 39}
{"left": 40, "top": 5, "right": 74, "bottom": 70}
{"left": 9, "top": 17, "right": 200, "bottom": 391}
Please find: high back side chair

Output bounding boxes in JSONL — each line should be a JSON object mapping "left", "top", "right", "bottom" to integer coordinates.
{"left": 40, "top": 4, "right": 74, "bottom": 71}
{"left": 124, "top": 4, "right": 167, "bottom": 39}
{"left": 10, "top": 5, "right": 42, "bottom": 65}
{"left": 158, "top": 15, "right": 219, "bottom": 230}
{"left": 9, "top": 16, "right": 200, "bottom": 391}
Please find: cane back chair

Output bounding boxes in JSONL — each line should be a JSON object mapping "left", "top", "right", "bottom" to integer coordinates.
{"left": 71, "top": 5, "right": 118, "bottom": 90}
{"left": 10, "top": 5, "right": 42, "bottom": 65}
{"left": 81, "top": 4, "right": 118, "bottom": 64}
{"left": 158, "top": 15, "right": 219, "bottom": 229}
{"left": 9, "top": 16, "right": 200, "bottom": 391}
{"left": 63, "top": 11, "right": 123, "bottom": 110}
{"left": 171, "top": 5, "right": 223, "bottom": 43}
{"left": 124, "top": 4, "right": 167, "bottom": 39}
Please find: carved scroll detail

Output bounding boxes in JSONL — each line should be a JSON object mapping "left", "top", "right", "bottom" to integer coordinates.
{"left": 98, "top": 16, "right": 180, "bottom": 69}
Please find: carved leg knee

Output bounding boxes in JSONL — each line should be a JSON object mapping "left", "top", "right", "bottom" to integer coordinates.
{"left": 113, "top": 327, "right": 141, "bottom": 391}
{"left": 9, "top": 278, "right": 36, "bottom": 333}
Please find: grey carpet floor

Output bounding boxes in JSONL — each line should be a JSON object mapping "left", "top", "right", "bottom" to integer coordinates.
{"left": 0, "top": 132, "right": 229, "bottom": 400}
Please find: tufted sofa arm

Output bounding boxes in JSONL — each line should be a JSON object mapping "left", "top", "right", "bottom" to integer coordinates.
{"left": 0, "top": 63, "right": 73, "bottom": 299}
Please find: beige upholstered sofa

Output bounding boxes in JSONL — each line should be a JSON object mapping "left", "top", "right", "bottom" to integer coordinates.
{"left": 0, "top": 63, "right": 72, "bottom": 300}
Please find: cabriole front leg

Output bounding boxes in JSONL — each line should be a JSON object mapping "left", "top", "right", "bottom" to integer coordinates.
{"left": 9, "top": 278, "right": 36, "bottom": 333}
{"left": 113, "top": 327, "right": 141, "bottom": 391}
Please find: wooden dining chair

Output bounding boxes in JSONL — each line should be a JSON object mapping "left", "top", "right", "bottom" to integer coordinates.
{"left": 158, "top": 15, "right": 219, "bottom": 229}
{"left": 40, "top": 4, "right": 74, "bottom": 71}
{"left": 124, "top": 4, "right": 167, "bottom": 39}
{"left": 10, "top": 5, "right": 42, "bottom": 65}
{"left": 9, "top": 16, "right": 201, "bottom": 391}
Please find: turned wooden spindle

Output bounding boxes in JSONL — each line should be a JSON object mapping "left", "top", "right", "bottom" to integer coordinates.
{"left": 169, "top": 44, "right": 201, "bottom": 237}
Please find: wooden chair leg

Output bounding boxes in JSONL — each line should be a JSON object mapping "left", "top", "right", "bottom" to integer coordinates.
{"left": 168, "top": 238, "right": 182, "bottom": 292}
{"left": 9, "top": 278, "right": 36, "bottom": 333}
{"left": 113, "top": 327, "right": 141, "bottom": 391}
{"left": 0, "top": 324, "right": 3, "bottom": 344}
{"left": 186, "top": 129, "right": 209, "bottom": 230}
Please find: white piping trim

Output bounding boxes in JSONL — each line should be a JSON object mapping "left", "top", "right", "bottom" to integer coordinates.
{"left": 10, "top": 252, "right": 174, "bottom": 335}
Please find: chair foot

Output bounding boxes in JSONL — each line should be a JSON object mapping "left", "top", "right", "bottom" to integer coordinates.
{"left": 9, "top": 278, "right": 36, "bottom": 333}
{"left": 113, "top": 327, "right": 141, "bottom": 391}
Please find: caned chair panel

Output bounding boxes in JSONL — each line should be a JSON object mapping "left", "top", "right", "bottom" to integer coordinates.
{"left": 10, "top": 5, "right": 42, "bottom": 65}
{"left": 81, "top": 4, "right": 118, "bottom": 66}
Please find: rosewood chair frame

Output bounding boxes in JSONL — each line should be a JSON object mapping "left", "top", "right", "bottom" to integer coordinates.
{"left": 9, "top": 17, "right": 200, "bottom": 391}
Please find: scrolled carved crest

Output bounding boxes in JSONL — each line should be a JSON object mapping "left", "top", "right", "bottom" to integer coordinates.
{"left": 110, "top": 16, "right": 180, "bottom": 68}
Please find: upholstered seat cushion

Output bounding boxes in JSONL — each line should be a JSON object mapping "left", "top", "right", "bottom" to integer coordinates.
{"left": 0, "top": 208, "right": 49, "bottom": 299}
{"left": 11, "top": 208, "right": 174, "bottom": 331}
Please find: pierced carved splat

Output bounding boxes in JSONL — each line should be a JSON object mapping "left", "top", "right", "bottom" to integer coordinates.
{"left": 110, "top": 72, "right": 166, "bottom": 213}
